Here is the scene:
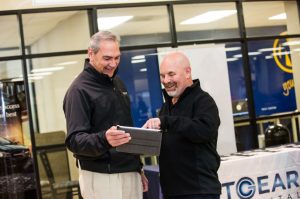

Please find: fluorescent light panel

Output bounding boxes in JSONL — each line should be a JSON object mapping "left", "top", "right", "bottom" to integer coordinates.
{"left": 19, "top": 72, "right": 52, "bottom": 78}
{"left": 181, "top": 10, "right": 237, "bottom": 24}
{"left": 272, "top": 51, "right": 291, "bottom": 56}
{"left": 283, "top": 40, "right": 300, "bottom": 46}
{"left": 233, "top": 52, "right": 261, "bottom": 58}
{"left": 11, "top": 76, "right": 43, "bottom": 82}
{"left": 31, "top": 67, "right": 64, "bottom": 73}
{"left": 269, "top": 13, "right": 287, "bottom": 20}
{"left": 98, "top": 16, "right": 133, "bottom": 30}
{"left": 226, "top": 58, "right": 238, "bottom": 62}
{"left": 265, "top": 55, "right": 273, "bottom": 59}
{"left": 139, "top": 68, "right": 147, "bottom": 72}
{"left": 225, "top": 47, "right": 241, "bottom": 52}
{"left": 258, "top": 47, "right": 284, "bottom": 52}
{"left": 55, "top": 61, "right": 78, "bottom": 66}
{"left": 132, "top": 55, "right": 145, "bottom": 60}
{"left": 248, "top": 52, "right": 261, "bottom": 56}
{"left": 131, "top": 59, "right": 146, "bottom": 64}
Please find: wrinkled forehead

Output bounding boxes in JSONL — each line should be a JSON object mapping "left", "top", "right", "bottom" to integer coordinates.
{"left": 98, "top": 41, "right": 120, "bottom": 55}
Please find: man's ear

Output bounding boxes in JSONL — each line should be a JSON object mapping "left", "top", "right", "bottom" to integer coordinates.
{"left": 185, "top": 66, "right": 191, "bottom": 78}
{"left": 87, "top": 48, "right": 93, "bottom": 59}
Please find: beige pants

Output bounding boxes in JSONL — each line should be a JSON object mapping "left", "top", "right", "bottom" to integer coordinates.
{"left": 78, "top": 168, "right": 142, "bottom": 199}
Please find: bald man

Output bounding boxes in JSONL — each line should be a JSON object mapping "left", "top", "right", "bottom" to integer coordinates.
{"left": 143, "top": 52, "right": 221, "bottom": 199}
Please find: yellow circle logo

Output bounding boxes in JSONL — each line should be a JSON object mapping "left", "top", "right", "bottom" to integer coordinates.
{"left": 272, "top": 34, "right": 293, "bottom": 73}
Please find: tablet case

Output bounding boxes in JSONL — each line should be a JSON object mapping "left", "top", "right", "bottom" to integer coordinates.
{"left": 116, "top": 125, "right": 162, "bottom": 156}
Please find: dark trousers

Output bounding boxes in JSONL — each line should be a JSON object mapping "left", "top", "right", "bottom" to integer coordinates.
{"left": 164, "top": 195, "right": 220, "bottom": 199}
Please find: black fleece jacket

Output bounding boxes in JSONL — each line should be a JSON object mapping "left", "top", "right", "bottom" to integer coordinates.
{"left": 158, "top": 79, "right": 221, "bottom": 197}
{"left": 63, "top": 59, "right": 141, "bottom": 173}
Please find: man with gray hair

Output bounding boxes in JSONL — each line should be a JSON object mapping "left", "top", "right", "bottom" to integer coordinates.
{"left": 63, "top": 30, "right": 148, "bottom": 199}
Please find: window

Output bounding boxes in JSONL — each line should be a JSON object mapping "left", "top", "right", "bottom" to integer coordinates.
{"left": 174, "top": 2, "right": 239, "bottom": 42}
{"left": 243, "top": 1, "right": 299, "bottom": 37}
{"left": 97, "top": 6, "right": 171, "bottom": 46}
{"left": 0, "top": 15, "right": 21, "bottom": 57}
{"left": 27, "top": 55, "right": 86, "bottom": 133}
{"left": 23, "top": 11, "right": 89, "bottom": 54}
{"left": 118, "top": 49, "right": 163, "bottom": 127}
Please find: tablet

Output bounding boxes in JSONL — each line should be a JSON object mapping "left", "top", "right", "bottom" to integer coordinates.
{"left": 116, "top": 125, "right": 162, "bottom": 156}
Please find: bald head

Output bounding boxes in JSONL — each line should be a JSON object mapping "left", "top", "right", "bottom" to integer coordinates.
{"left": 159, "top": 52, "right": 193, "bottom": 102}
{"left": 161, "top": 52, "right": 191, "bottom": 72}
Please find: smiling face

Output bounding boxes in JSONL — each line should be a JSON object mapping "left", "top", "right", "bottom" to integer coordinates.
{"left": 159, "top": 52, "right": 193, "bottom": 100}
{"left": 88, "top": 40, "right": 121, "bottom": 78}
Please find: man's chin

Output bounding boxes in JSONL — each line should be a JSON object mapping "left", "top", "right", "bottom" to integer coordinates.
{"left": 104, "top": 72, "right": 114, "bottom": 77}
{"left": 166, "top": 91, "right": 177, "bottom": 97}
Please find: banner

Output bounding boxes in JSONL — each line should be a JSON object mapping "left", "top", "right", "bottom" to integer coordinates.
{"left": 0, "top": 81, "right": 27, "bottom": 144}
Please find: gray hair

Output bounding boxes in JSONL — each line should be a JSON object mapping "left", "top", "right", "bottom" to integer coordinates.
{"left": 89, "top": 31, "right": 120, "bottom": 54}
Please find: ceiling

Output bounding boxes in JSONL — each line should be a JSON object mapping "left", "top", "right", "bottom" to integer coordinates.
{"left": 0, "top": 0, "right": 178, "bottom": 11}
{"left": 0, "top": 1, "right": 295, "bottom": 51}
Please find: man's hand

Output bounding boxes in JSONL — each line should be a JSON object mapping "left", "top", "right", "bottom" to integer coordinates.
{"left": 105, "top": 126, "right": 131, "bottom": 147}
{"left": 142, "top": 118, "right": 161, "bottom": 129}
{"left": 141, "top": 171, "right": 149, "bottom": 192}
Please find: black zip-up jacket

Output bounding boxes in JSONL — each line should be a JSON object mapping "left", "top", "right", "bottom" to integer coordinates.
{"left": 63, "top": 59, "right": 141, "bottom": 173}
{"left": 158, "top": 79, "right": 221, "bottom": 197}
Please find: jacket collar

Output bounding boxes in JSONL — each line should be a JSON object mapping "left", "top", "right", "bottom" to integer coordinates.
{"left": 162, "top": 79, "right": 200, "bottom": 104}
{"left": 84, "top": 58, "right": 119, "bottom": 85}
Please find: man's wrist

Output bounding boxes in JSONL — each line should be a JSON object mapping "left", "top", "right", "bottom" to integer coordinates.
{"left": 140, "top": 168, "right": 145, "bottom": 175}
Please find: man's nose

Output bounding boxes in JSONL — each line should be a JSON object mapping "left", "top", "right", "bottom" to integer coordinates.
{"left": 162, "top": 76, "right": 170, "bottom": 84}
{"left": 110, "top": 59, "right": 118, "bottom": 67}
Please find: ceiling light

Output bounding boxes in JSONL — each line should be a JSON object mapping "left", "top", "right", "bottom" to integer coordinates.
{"left": 233, "top": 54, "right": 242, "bottom": 58}
{"left": 131, "top": 59, "right": 146, "bottom": 64}
{"left": 140, "top": 68, "right": 147, "bottom": 72}
{"left": 19, "top": 72, "right": 52, "bottom": 78}
{"left": 282, "top": 40, "right": 300, "bottom": 46}
{"left": 132, "top": 55, "right": 145, "bottom": 60}
{"left": 98, "top": 16, "right": 133, "bottom": 30}
{"left": 11, "top": 76, "right": 43, "bottom": 82}
{"left": 180, "top": 10, "right": 237, "bottom": 25}
{"left": 226, "top": 58, "right": 238, "bottom": 62}
{"left": 265, "top": 55, "right": 273, "bottom": 59}
{"left": 248, "top": 52, "right": 261, "bottom": 56}
{"left": 233, "top": 52, "right": 261, "bottom": 58}
{"left": 29, "top": 76, "right": 44, "bottom": 80}
{"left": 31, "top": 67, "right": 64, "bottom": 73}
{"left": 225, "top": 47, "right": 241, "bottom": 52}
{"left": 258, "top": 47, "right": 284, "bottom": 52}
{"left": 11, "top": 78, "right": 24, "bottom": 82}
{"left": 272, "top": 51, "right": 291, "bottom": 56}
{"left": 269, "top": 13, "right": 286, "bottom": 20}
{"left": 55, "top": 61, "right": 78, "bottom": 66}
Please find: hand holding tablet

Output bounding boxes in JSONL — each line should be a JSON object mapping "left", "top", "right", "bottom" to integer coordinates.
{"left": 116, "top": 125, "right": 162, "bottom": 155}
